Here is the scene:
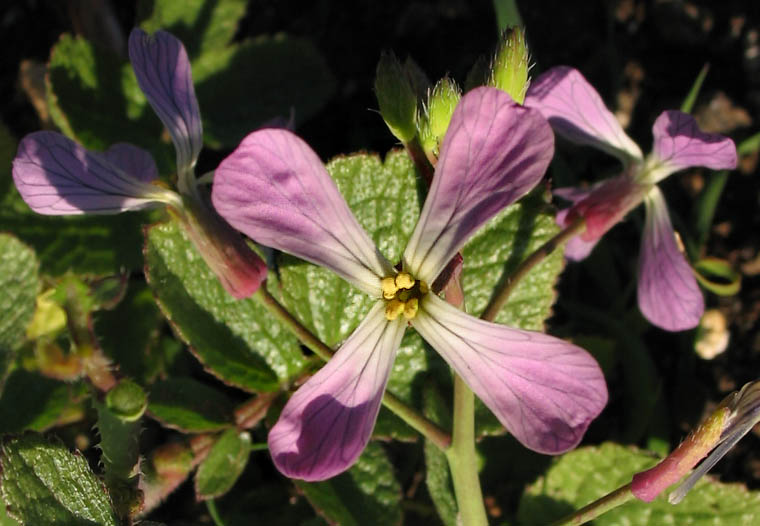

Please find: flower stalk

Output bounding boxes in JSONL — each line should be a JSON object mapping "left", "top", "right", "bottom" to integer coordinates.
{"left": 481, "top": 215, "right": 586, "bottom": 322}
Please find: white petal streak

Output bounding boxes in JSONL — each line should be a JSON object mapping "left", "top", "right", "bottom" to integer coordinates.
{"left": 413, "top": 294, "right": 607, "bottom": 454}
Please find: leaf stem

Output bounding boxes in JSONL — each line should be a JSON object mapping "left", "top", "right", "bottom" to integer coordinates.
{"left": 445, "top": 373, "right": 489, "bottom": 526}
{"left": 206, "top": 499, "right": 227, "bottom": 526}
{"left": 254, "top": 284, "right": 451, "bottom": 450}
{"left": 549, "top": 483, "right": 635, "bottom": 526}
{"left": 481, "top": 216, "right": 585, "bottom": 322}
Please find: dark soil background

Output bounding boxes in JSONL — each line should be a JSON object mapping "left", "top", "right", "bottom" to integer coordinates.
{"left": 2, "top": 0, "right": 760, "bottom": 520}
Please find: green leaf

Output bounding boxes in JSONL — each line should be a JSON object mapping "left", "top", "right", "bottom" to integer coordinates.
{"left": 0, "top": 234, "right": 39, "bottom": 380}
{"left": 148, "top": 377, "right": 236, "bottom": 432}
{"left": 138, "top": 0, "right": 248, "bottom": 56}
{"left": 295, "top": 443, "right": 403, "bottom": 526}
{"left": 277, "top": 150, "right": 426, "bottom": 440}
{"left": 144, "top": 219, "right": 307, "bottom": 392}
{"left": 195, "top": 429, "right": 252, "bottom": 500}
{"left": 462, "top": 191, "right": 564, "bottom": 330}
{"left": 0, "top": 434, "right": 118, "bottom": 526}
{"left": 193, "top": 35, "right": 335, "bottom": 149}
{"left": 0, "top": 175, "right": 150, "bottom": 275}
{"left": 518, "top": 442, "right": 760, "bottom": 525}
{"left": 95, "top": 282, "right": 169, "bottom": 384}
{"left": 0, "top": 370, "right": 86, "bottom": 433}
{"left": 46, "top": 34, "right": 172, "bottom": 167}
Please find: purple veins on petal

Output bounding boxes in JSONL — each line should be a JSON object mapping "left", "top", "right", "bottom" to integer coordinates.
{"left": 128, "top": 28, "right": 202, "bottom": 175}
{"left": 268, "top": 303, "right": 406, "bottom": 481}
{"left": 212, "top": 128, "right": 394, "bottom": 297}
{"left": 649, "top": 110, "right": 737, "bottom": 182}
{"left": 525, "top": 66, "right": 643, "bottom": 162}
{"left": 412, "top": 294, "right": 608, "bottom": 454}
{"left": 637, "top": 187, "right": 704, "bottom": 331}
{"left": 12, "top": 131, "right": 174, "bottom": 215}
{"left": 404, "top": 86, "right": 554, "bottom": 284}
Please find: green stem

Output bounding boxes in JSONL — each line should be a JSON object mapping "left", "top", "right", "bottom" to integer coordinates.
{"left": 254, "top": 285, "right": 451, "bottom": 450}
{"left": 445, "top": 373, "right": 488, "bottom": 526}
{"left": 481, "top": 216, "right": 585, "bottom": 322}
{"left": 549, "top": 483, "right": 635, "bottom": 526}
{"left": 206, "top": 499, "right": 226, "bottom": 526}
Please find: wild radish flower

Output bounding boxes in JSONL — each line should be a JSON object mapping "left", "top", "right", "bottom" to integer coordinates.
{"left": 212, "top": 86, "right": 608, "bottom": 481}
{"left": 525, "top": 66, "right": 737, "bottom": 332}
{"left": 632, "top": 379, "right": 760, "bottom": 504}
{"left": 11, "top": 29, "right": 265, "bottom": 298}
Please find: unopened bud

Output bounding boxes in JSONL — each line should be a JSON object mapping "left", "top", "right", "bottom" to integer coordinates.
{"left": 375, "top": 52, "right": 418, "bottom": 143}
{"left": 489, "top": 27, "right": 530, "bottom": 104}
{"left": 419, "top": 77, "right": 461, "bottom": 160}
{"left": 632, "top": 379, "right": 760, "bottom": 504}
{"left": 106, "top": 379, "right": 147, "bottom": 421}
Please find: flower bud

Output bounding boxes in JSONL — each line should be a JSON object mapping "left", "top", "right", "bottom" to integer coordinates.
{"left": 419, "top": 77, "right": 461, "bottom": 160}
{"left": 631, "top": 379, "right": 760, "bottom": 503}
{"left": 489, "top": 27, "right": 530, "bottom": 104}
{"left": 374, "top": 52, "right": 418, "bottom": 143}
{"left": 106, "top": 379, "right": 147, "bottom": 421}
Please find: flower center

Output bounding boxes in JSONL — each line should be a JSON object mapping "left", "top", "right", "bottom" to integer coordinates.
{"left": 381, "top": 272, "right": 428, "bottom": 321}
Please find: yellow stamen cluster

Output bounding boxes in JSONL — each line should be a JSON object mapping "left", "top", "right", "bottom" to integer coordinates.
{"left": 383, "top": 272, "right": 428, "bottom": 321}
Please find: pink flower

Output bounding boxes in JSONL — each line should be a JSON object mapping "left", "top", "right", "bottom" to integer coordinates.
{"left": 11, "top": 29, "right": 266, "bottom": 298}
{"left": 212, "top": 87, "right": 608, "bottom": 481}
{"left": 526, "top": 66, "right": 737, "bottom": 331}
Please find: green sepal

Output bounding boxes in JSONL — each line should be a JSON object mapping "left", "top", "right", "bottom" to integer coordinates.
{"left": 488, "top": 27, "right": 530, "bottom": 104}
{"left": 418, "top": 77, "right": 461, "bottom": 159}
{"left": 375, "top": 51, "right": 419, "bottom": 143}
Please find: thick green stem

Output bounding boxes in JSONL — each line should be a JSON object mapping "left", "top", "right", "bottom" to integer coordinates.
{"left": 254, "top": 285, "right": 451, "bottom": 450}
{"left": 550, "top": 483, "right": 635, "bottom": 526}
{"left": 481, "top": 216, "right": 585, "bottom": 322}
{"left": 445, "top": 373, "right": 489, "bottom": 526}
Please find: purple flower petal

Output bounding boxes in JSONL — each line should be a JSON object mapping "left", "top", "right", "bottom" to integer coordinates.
{"left": 554, "top": 175, "right": 651, "bottom": 261}
{"left": 268, "top": 303, "right": 406, "bottom": 481}
{"left": 526, "top": 66, "right": 643, "bottom": 162}
{"left": 12, "top": 131, "right": 177, "bottom": 215}
{"left": 404, "top": 87, "right": 554, "bottom": 284}
{"left": 414, "top": 294, "right": 608, "bottom": 454}
{"left": 556, "top": 206, "right": 600, "bottom": 261}
{"left": 128, "top": 29, "right": 202, "bottom": 176}
{"left": 212, "top": 129, "right": 394, "bottom": 297}
{"left": 637, "top": 187, "right": 704, "bottom": 331}
{"left": 649, "top": 110, "right": 737, "bottom": 182}
{"left": 102, "top": 143, "right": 159, "bottom": 182}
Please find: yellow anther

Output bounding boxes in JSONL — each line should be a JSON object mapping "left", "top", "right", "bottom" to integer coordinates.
{"left": 395, "top": 272, "right": 415, "bottom": 290}
{"left": 403, "top": 298, "right": 419, "bottom": 320}
{"left": 419, "top": 280, "right": 429, "bottom": 295}
{"left": 398, "top": 289, "right": 411, "bottom": 302}
{"left": 385, "top": 298, "right": 405, "bottom": 320}
{"left": 381, "top": 277, "right": 398, "bottom": 299}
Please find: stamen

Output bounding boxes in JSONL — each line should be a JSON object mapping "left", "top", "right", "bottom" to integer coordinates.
{"left": 385, "top": 298, "right": 405, "bottom": 320}
{"left": 403, "top": 298, "right": 419, "bottom": 320}
{"left": 381, "top": 277, "right": 398, "bottom": 300}
{"left": 395, "top": 272, "right": 414, "bottom": 290}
